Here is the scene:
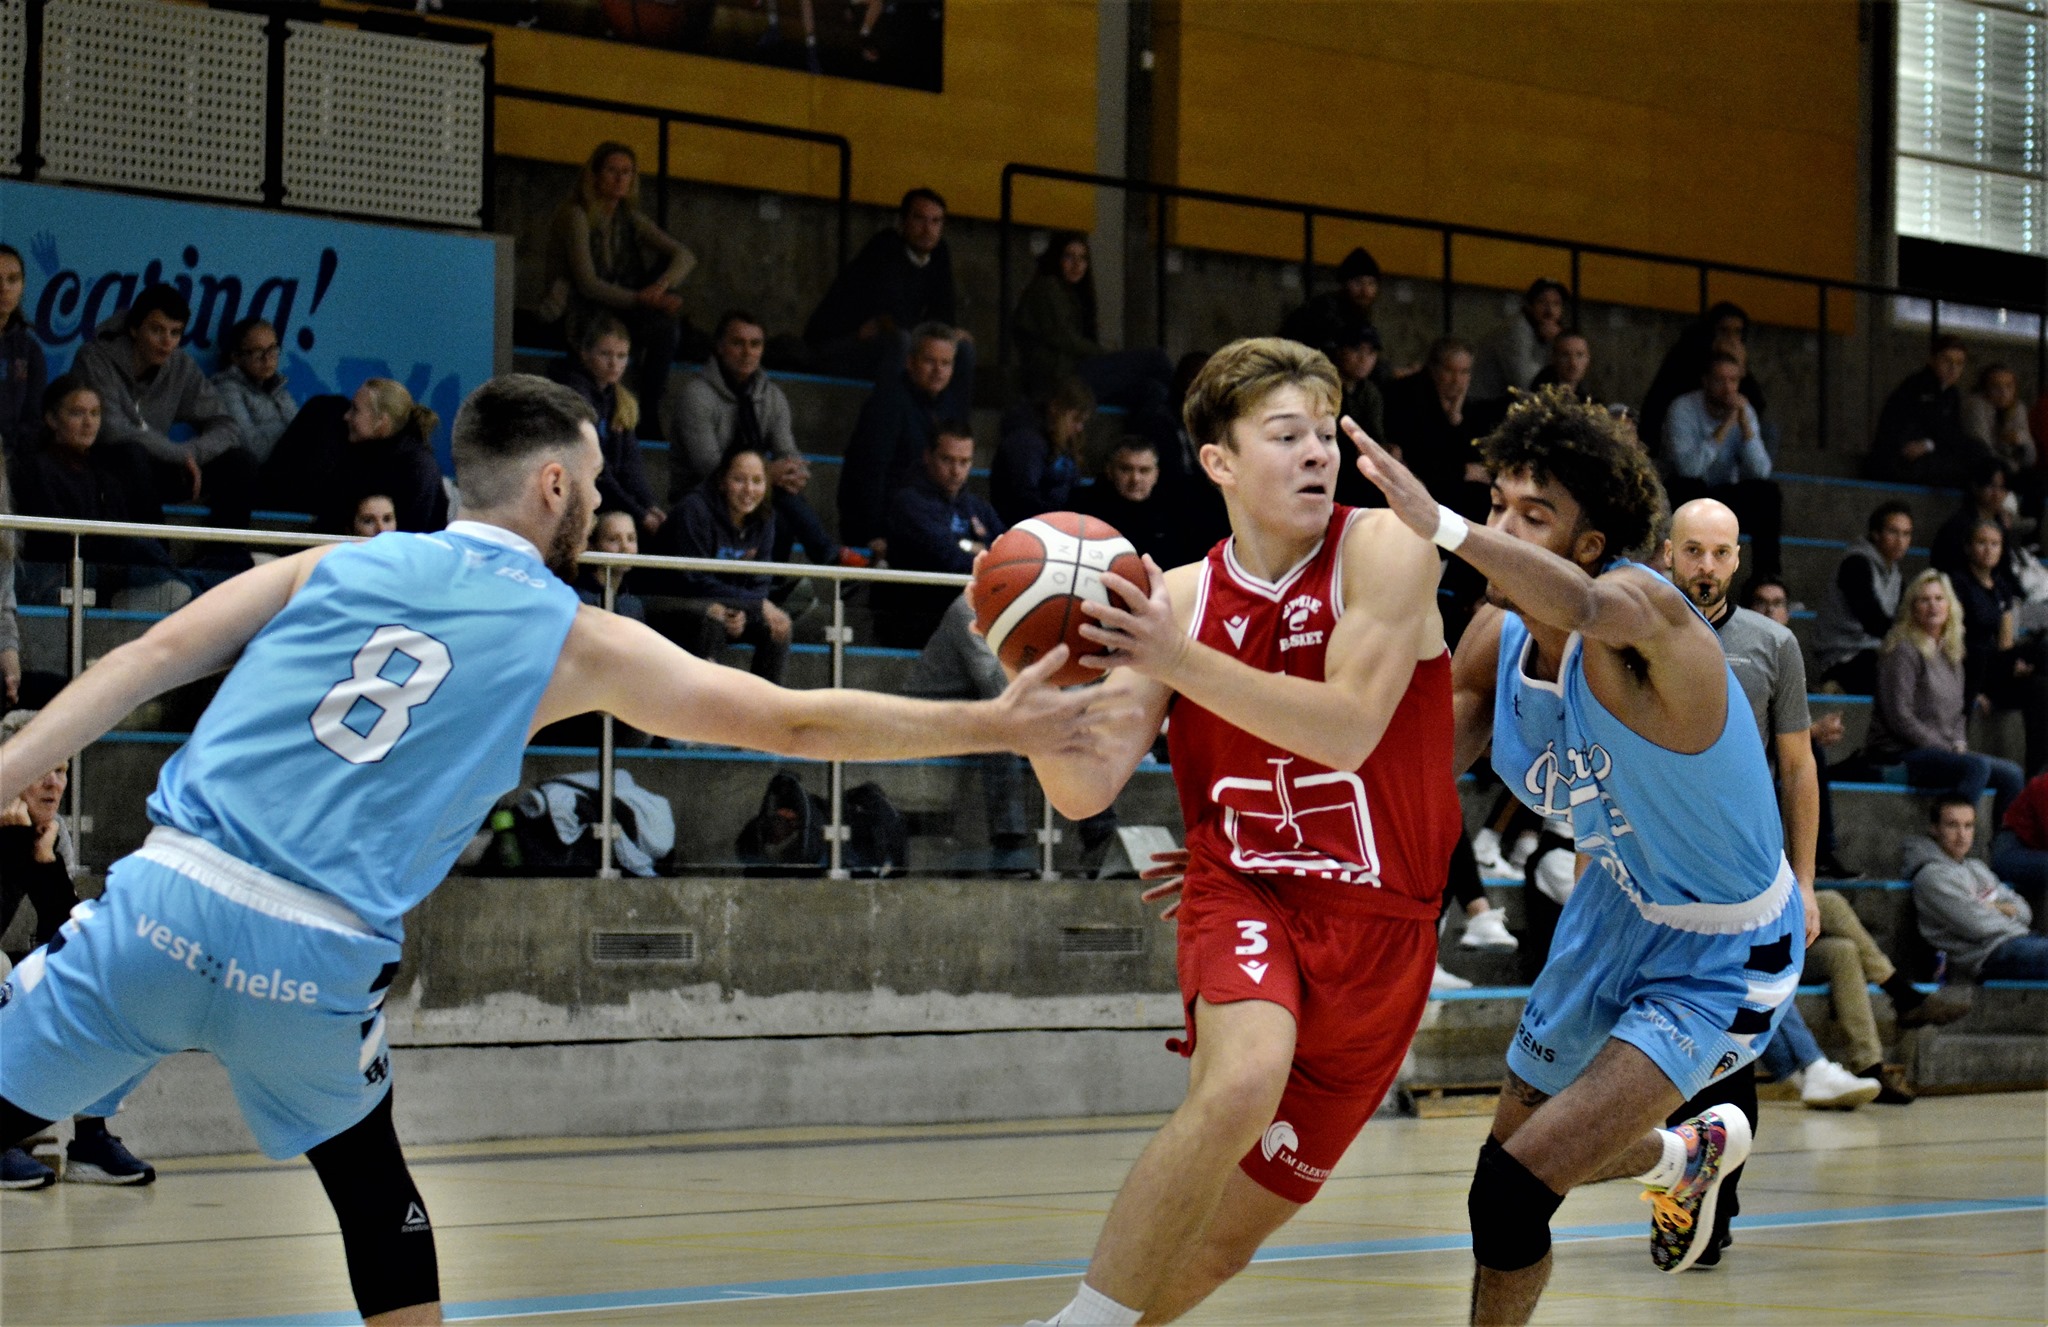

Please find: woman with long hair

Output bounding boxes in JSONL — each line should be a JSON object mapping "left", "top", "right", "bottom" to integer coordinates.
{"left": 550, "top": 313, "right": 664, "bottom": 535}
{"left": 0, "top": 242, "right": 45, "bottom": 454}
{"left": 1010, "top": 230, "right": 1173, "bottom": 418}
{"left": 259, "top": 377, "right": 446, "bottom": 534}
{"left": 653, "top": 443, "right": 790, "bottom": 685}
{"left": 541, "top": 141, "right": 703, "bottom": 419}
{"left": 1865, "top": 567, "right": 2026, "bottom": 822}
{"left": 991, "top": 375, "right": 1092, "bottom": 526}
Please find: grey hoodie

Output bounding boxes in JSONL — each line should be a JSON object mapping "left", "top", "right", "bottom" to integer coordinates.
{"left": 1902, "top": 833, "right": 2033, "bottom": 979}
{"left": 69, "top": 315, "right": 242, "bottom": 465}
{"left": 1812, "top": 537, "right": 1902, "bottom": 673}
{"left": 660, "top": 361, "right": 798, "bottom": 502}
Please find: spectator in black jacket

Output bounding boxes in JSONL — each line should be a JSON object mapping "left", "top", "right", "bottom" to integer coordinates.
{"left": 1330, "top": 321, "right": 1386, "bottom": 509}
{"left": 1872, "top": 335, "right": 1986, "bottom": 487}
{"left": 0, "top": 244, "right": 45, "bottom": 455}
{"left": 653, "top": 444, "right": 790, "bottom": 683}
{"left": 1011, "top": 232, "right": 1172, "bottom": 419}
{"left": 1278, "top": 246, "right": 1381, "bottom": 373}
{"left": 550, "top": 314, "right": 664, "bottom": 536}
{"left": 992, "top": 377, "right": 1091, "bottom": 526}
{"left": 1382, "top": 336, "right": 1499, "bottom": 514}
{"left": 1812, "top": 500, "right": 1916, "bottom": 694}
{"left": 876, "top": 422, "right": 1003, "bottom": 648}
{"left": 1640, "top": 301, "right": 1766, "bottom": 451}
{"left": 261, "top": 379, "right": 447, "bottom": 535}
{"left": 1930, "top": 456, "right": 2019, "bottom": 584}
{"left": 10, "top": 377, "right": 192, "bottom": 610}
{"left": 837, "top": 322, "right": 957, "bottom": 558}
{"left": 805, "top": 188, "right": 973, "bottom": 416}
{"left": 1075, "top": 435, "right": 1192, "bottom": 568}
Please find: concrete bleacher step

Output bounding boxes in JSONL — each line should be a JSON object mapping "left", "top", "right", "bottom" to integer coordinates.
{"left": 1773, "top": 471, "right": 1961, "bottom": 544}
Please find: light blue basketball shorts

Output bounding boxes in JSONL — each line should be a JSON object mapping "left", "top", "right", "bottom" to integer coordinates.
{"left": 1506, "top": 861, "right": 1805, "bottom": 1102}
{"left": 0, "top": 827, "right": 402, "bottom": 1159}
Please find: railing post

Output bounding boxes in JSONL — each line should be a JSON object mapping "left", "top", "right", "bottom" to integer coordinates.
{"left": 1816, "top": 284, "right": 1830, "bottom": 451}
{"left": 67, "top": 532, "right": 83, "bottom": 857}
{"left": 1928, "top": 297, "right": 1941, "bottom": 343}
{"left": 262, "top": 11, "right": 287, "bottom": 208}
{"left": 1440, "top": 231, "right": 1454, "bottom": 335}
{"left": 828, "top": 578, "right": 848, "bottom": 880}
{"left": 1154, "top": 189, "right": 1169, "bottom": 350}
{"left": 835, "top": 141, "right": 852, "bottom": 272}
{"left": 21, "top": 0, "right": 46, "bottom": 181}
{"left": 1038, "top": 796, "right": 1059, "bottom": 882}
{"left": 998, "top": 167, "right": 1013, "bottom": 370}
{"left": 1568, "top": 248, "right": 1582, "bottom": 325}
{"left": 597, "top": 564, "right": 619, "bottom": 879}
{"left": 656, "top": 115, "right": 670, "bottom": 234}
{"left": 1697, "top": 266, "right": 1708, "bottom": 315}
{"left": 1300, "top": 211, "right": 1315, "bottom": 301}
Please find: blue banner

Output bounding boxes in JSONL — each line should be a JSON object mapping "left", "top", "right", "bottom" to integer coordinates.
{"left": 0, "top": 181, "right": 498, "bottom": 463}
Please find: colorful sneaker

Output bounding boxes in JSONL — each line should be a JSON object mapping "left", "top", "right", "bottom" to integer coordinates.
{"left": 64, "top": 1131, "right": 156, "bottom": 1186}
{"left": 1, "top": 1147, "right": 56, "bottom": 1190}
{"left": 1642, "top": 1105, "right": 1751, "bottom": 1274}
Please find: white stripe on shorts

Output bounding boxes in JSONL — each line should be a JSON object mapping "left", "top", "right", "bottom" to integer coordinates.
{"left": 133, "top": 827, "right": 374, "bottom": 938}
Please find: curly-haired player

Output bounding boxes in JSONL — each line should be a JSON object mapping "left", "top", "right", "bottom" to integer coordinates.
{"left": 1347, "top": 386, "right": 1812, "bottom": 1325}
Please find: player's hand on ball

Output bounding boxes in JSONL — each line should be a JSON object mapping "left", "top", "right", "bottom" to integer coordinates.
{"left": 1138, "top": 848, "right": 1190, "bottom": 921}
{"left": 992, "top": 645, "right": 1097, "bottom": 756}
{"left": 1342, "top": 416, "right": 1440, "bottom": 543}
{"left": 1078, "top": 555, "right": 1183, "bottom": 679}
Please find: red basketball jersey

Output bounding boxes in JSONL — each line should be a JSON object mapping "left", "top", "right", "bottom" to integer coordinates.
{"left": 1167, "top": 505, "right": 1461, "bottom": 911}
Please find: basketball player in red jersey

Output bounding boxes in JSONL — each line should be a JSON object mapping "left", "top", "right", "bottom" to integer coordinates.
{"left": 1007, "top": 338, "right": 1460, "bottom": 1326}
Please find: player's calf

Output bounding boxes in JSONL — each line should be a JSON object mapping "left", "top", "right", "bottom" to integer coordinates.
{"left": 306, "top": 1090, "right": 440, "bottom": 1323}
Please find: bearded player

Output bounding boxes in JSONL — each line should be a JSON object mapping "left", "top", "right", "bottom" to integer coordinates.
{"left": 1008, "top": 337, "right": 1460, "bottom": 1326}
{"left": 1346, "top": 386, "right": 1808, "bottom": 1325}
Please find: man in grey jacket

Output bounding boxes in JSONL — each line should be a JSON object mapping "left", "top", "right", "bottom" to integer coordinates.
{"left": 1811, "top": 501, "right": 1913, "bottom": 693}
{"left": 660, "top": 311, "right": 798, "bottom": 501}
{"left": 1907, "top": 796, "right": 2047, "bottom": 980}
{"left": 68, "top": 287, "right": 253, "bottom": 532}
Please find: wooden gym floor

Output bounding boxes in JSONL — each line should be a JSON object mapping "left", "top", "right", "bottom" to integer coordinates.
{"left": 1, "top": 1091, "right": 2042, "bottom": 1326}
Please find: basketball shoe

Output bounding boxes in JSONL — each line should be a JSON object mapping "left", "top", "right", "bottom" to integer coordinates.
{"left": 1642, "top": 1105, "right": 1751, "bottom": 1273}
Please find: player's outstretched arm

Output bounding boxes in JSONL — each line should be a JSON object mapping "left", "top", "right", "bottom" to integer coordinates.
{"left": 0, "top": 547, "right": 337, "bottom": 804}
{"left": 1451, "top": 603, "right": 1504, "bottom": 777}
{"left": 1077, "top": 521, "right": 1443, "bottom": 773}
{"left": 1025, "top": 666, "right": 1174, "bottom": 821}
{"left": 535, "top": 606, "right": 1121, "bottom": 763}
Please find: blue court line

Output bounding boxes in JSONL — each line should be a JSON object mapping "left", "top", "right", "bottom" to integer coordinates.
{"left": 154, "top": 1195, "right": 2046, "bottom": 1326}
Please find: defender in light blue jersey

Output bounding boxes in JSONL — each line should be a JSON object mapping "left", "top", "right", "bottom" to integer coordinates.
{"left": 0, "top": 375, "right": 1098, "bottom": 1326}
{"left": 1343, "top": 388, "right": 1820, "bottom": 1321}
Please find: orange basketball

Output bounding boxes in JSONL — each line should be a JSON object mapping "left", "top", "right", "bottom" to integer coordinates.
{"left": 972, "top": 512, "right": 1151, "bottom": 687}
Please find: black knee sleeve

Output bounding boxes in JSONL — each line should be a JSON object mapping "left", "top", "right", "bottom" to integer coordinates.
{"left": 1468, "top": 1136, "right": 1565, "bottom": 1272}
{"left": 306, "top": 1090, "right": 440, "bottom": 1319}
{"left": 1, "top": 1097, "right": 55, "bottom": 1149}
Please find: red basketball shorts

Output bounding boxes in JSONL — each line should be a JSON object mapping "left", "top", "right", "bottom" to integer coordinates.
{"left": 1172, "top": 868, "right": 1437, "bottom": 1204}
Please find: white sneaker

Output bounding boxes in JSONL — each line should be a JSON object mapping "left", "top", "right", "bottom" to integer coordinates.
{"left": 1798, "top": 1059, "right": 1881, "bottom": 1109}
{"left": 1471, "top": 828, "right": 1507, "bottom": 873}
{"left": 1431, "top": 962, "right": 1474, "bottom": 992}
{"left": 1505, "top": 831, "right": 1540, "bottom": 870}
{"left": 1460, "top": 908, "right": 1519, "bottom": 951}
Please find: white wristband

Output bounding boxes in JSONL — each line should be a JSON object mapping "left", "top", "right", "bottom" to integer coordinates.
{"left": 1432, "top": 505, "right": 1469, "bottom": 552}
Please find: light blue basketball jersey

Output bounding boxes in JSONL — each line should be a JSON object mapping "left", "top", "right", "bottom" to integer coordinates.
{"left": 149, "top": 522, "right": 581, "bottom": 939}
{"left": 1490, "top": 565, "right": 1791, "bottom": 931}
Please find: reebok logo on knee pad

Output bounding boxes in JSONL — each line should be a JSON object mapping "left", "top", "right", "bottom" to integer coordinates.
{"left": 401, "top": 1201, "right": 430, "bottom": 1234}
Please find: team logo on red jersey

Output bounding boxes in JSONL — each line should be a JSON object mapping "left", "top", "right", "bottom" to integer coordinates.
{"left": 1279, "top": 594, "right": 1325, "bottom": 652}
{"left": 1211, "top": 756, "right": 1380, "bottom": 882}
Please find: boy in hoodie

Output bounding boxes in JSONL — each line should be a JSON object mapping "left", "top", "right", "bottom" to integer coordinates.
{"left": 68, "top": 286, "right": 254, "bottom": 533}
{"left": 1908, "top": 796, "right": 2046, "bottom": 980}
{"left": 1811, "top": 500, "right": 1914, "bottom": 694}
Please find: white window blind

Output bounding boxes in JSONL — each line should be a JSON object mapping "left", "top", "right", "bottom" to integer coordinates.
{"left": 1896, "top": 0, "right": 2047, "bottom": 257}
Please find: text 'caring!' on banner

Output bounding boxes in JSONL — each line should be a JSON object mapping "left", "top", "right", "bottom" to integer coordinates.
{"left": 0, "top": 180, "right": 498, "bottom": 463}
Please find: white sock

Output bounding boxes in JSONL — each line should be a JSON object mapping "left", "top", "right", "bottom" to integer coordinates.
{"left": 1048, "top": 1283, "right": 1142, "bottom": 1326}
{"left": 1631, "top": 1128, "right": 1687, "bottom": 1190}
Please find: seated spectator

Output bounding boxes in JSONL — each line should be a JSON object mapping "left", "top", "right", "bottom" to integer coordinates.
{"left": 550, "top": 314, "right": 663, "bottom": 536}
{"left": 1530, "top": 328, "right": 1597, "bottom": 402}
{"left": 664, "top": 310, "right": 798, "bottom": 502}
{"left": 1, "top": 457, "right": 17, "bottom": 710}
{"left": 1812, "top": 500, "right": 1914, "bottom": 694}
{"left": 68, "top": 285, "right": 253, "bottom": 532}
{"left": 1755, "top": 1003, "right": 1882, "bottom": 1109}
{"left": 262, "top": 379, "right": 447, "bottom": 535}
{"left": 1863, "top": 569, "right": 2024, "bottom": 823}
{"left": 1382, "top": 336, "right": 1497, "bottom": 514}
{"left": 1964, "top": 363, "right": 2038, "bottom": 477}
{"left": 0, "top": 708, "right": 158, "bottom": 1189}
{"left": 1872, "top": 335, "right": 1986, "bottom": 487}
{"left": 1994, "top": 769, "right": 2048, "bottom": 913}
{"left": 1011, "top": 231, "right": 1173, "bottom": 418}
{"left": 540, "top": 141, "right": 703, "bottom": 417}
{"left": 992, "top": 377, "right": 1091, "bottom": 526}
{"left": 1748, "top": 575, "right": 1855, "bottom": 878}
{"left": 875, "top": 422, "right": 1002, "bottom": 648}
{"left": 1328, "top": 322, "right": 1385, "bottom": 508}
{"left": 1278, "top": 246, "right": 1382, "bottom": 370}
{"left": 1930, "top": 456, "right": 2019, "bottom": 582}
{"left": 1640, "top": 301, "right": 1765, "bottom": 451}
{"left": 210, "top": 317, "right": 297, "bottom": 465}
{"left": 577, "top": 509, "right": 647, "bottom": 624}
{"left": 1076, "top": 436, "right": 1190, "bottom": 568}
{"left": 837, "top": 322, "right": 957, "bottom": 559}
{"left": 1812, "top": 888, "right": 1969, "bottom": 1101}
{"left": 9, "top": 377, "right": 191, "bottom": 610}
{"left": 1950, "top": 517, "right": 2046, "bottom": 772}
{"left": 764, "top": 452, "right": 859, "bottom": 569}
{"left": 1468, "top": 278, "right": 1568, "bottom": 403}
{"left": 1907, "top": 795, "right": 2046, "bottom": 980}
{"left": 1663, "top": 349, "right": 1782, "bottom": 575}
{"left": 349, "top": 493, "right": 396, "bottom": 539}
{"left": 650, "top": 445, "right": 790, "bottom": 684}
{"left": 805, "top": 187, "right": 973, "bottom": 416}
{"left": 0, "top": 243, "right": 45, "bottom": 454}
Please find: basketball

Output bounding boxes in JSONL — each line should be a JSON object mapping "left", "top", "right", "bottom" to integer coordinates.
{"left": 972, "top": 512, "right": 1150, "bottom": 687}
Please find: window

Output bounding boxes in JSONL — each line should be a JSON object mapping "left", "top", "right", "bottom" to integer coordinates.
{"left": 1896, "top": 0, "right": 2047, "bottom": 259}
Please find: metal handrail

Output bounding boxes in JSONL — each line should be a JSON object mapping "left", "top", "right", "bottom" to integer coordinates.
{"left": 0, "top": 514, "right": 1018, "bottom": 882}
{"left": 494, "top": 85, "right": 855, "bottom": 271}
{"left": 998, "top": 161, "right": 2048, "bottom": 451}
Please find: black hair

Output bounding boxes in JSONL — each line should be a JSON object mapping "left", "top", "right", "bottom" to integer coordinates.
{"left": 1036, "top": 230, "right": 1098, "bottom": 341}
{"left": 1110, "top": 434, "right": 1159, "bottom": 459}
{"left": 225, "top": 315, "right": 276, "bottom": 358}
{"left": 1525, "top": 278, "right": 1570, "bottom": 305}
{"left": 1932, "top": 333, "right": 1968, "bottom": 356}
{"left": 714, "top": 309, "right": 764, "bottom": 342}
{"left": 1704, "top": 301, "right": 1750, "bottom": 335}
{"left": 126, "top": 284, "right": 191, "bottom": 331}
{"left": 1336, "top": 247, "right": 1380, "bottom": 283}
{"left": 450, "top": 373, "right": 597, "bottom": 509}
{"left": 929, "top": 417, "right": 974, "bottom": 447}
{"left": 1703, "top": 350, "right": 1743, "bottom": 374}
{"left": 1477, "top": 384, "right": 1667, "bottom": 563}
{"left": 1969, "top": 454, "right": 2014, "bottom": 489}
{"left": 1866, "top": 499, "right": 1914, "bottom": 536}
{"left": 1929, "top": 794, "right": 1977, "bottom": 825}
{"left": 1744, "top": 574, "right": 1789, "bottom": 604}
{"left": 41, "top": 373, "right": 97, "bottom": 418}
{"left": 900, "top": 187, "right": 946, "bottom": 218}
{"left": 0, "top": 243, "right": 23, "bottom": 331}
{"left": 1425, "top": 335, "right": 1472, "bottom": 370}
